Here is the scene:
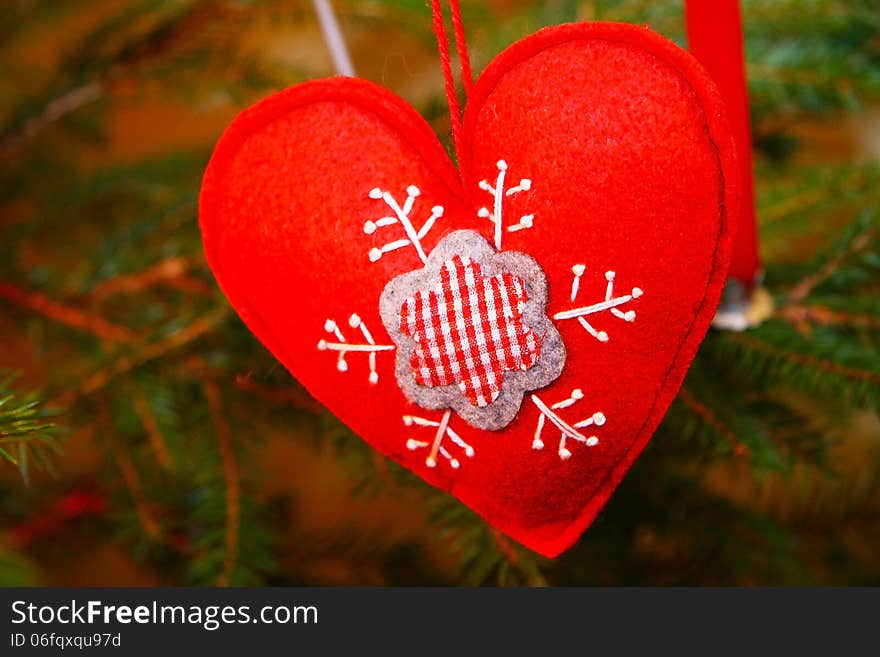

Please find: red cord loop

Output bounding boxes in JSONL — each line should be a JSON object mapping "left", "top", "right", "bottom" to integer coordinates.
{"left": 449, "top": 0, "right": 474, "bottom": 97}
{"left": 430, "top": 0, "right": 472, "bottom": 171}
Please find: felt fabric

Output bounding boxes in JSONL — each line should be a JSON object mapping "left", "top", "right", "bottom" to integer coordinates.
{"left": 381, "top": 229, "right": 564, "bottom": 431}
{"left": 199, "top": 21, "right": 738, "bottom": 557}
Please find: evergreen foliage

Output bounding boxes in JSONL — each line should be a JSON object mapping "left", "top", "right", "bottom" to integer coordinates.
{"left": 0, "top": 0, "right": 877, "bottom": 585}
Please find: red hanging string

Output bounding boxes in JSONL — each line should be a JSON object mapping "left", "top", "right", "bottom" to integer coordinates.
{"left": 430, "top": 0, "right": 470, "bottom": 172}
{"left": 449, "top": 0, "right": 474, "bottom": 98}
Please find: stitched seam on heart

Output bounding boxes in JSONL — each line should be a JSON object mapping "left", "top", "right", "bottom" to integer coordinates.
{"left": 458, "top": 22, "right": 737, "bottom": 553}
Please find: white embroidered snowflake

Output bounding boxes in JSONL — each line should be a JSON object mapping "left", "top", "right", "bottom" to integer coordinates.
{"left": 530, "top": 388, "right": 605, "bottom": 460}
{"left": 312, "top": 160, "right": 645, "bottom": 469}
{"left": 364, "top": 185, "right": 444, "bottom": 264}
{"left": 404, "top": 410, "right": 475, "bottom": 469}
{"left": 317, "top": 313, "right": 394, "bottom": 384}
{"left": 478, "top": 159, "right": 534, "bottom": 250}
{"left": 553, "top": 265, "right": 643, "bottom": 342}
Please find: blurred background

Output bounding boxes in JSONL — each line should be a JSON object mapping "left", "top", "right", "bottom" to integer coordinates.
{"left": 0, "top": 0, "right": 878, "bottom": 586}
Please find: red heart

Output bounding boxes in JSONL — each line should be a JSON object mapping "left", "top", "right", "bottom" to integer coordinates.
{"left": 199, "top": 22, "right": 738, "bottom": 557}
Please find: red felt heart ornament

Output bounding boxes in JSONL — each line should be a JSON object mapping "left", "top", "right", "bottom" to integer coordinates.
{"left": 199, "top": 22, "right": 738, "bottom": 557}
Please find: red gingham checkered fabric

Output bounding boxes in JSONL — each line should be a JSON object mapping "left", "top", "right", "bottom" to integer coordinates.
{"left": 399, "top": 255, "right": 541, "bottom": 407}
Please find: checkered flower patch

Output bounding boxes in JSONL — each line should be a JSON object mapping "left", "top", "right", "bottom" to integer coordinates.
{"left": 399, "top": 255, "right": 542, "bottom": 407}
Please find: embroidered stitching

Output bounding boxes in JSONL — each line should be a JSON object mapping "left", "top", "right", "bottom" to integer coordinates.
{"left": 478, "top": 160, "right": 534, "bottom": 250}
{"left": 404, "top": 409, "right": 475, "bottom": 469}
{"left": 317, "top": 314, "right": 395, "bottom": 384}
{"left": 366, "top": 185, "right": 444, "bottom": 264}
{"left": 553, "top": 265, "right": 643, "bottom": 342}
{"left": 346, "top": 164, "right": 643, "bottom": 471}
{"left": 530, "top": 389, "right": 605, "bottom": 460}
{"left": 398, "top": 254, "right": 541, "bottom": 407}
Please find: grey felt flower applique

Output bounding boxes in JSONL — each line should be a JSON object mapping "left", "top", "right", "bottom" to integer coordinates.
{"left": 379, "top": 230, "right": 566, "bottom": 431}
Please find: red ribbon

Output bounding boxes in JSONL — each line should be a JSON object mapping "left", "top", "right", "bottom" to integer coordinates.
{"left": 686, "top": 0, "right": 760, "bottom": 288}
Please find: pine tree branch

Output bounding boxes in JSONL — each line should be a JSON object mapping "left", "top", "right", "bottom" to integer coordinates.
{"left": 0, "top": 548, "right": 43, "bottom": 586}
{"left": 0, "top": 0, "right": 229, "bottom": 154}
{"left": 777, "top": 304, "right": 880, "bottom": 333}
{"left": 678, "top": 388, "right": 751, "bottom": 458}
{"left": 759, "top": 165, "right": 872, "bottom": 225}
{"left": 731, "top": 333, "right": 880, "bottom": 386}
{"left": 486, "top": 529, "right": 548, "bottom": 586}
{"left": 129, "top": 382, "right": 173, "bottom": 471}
{"left": 111, "top": 439, "right": 163, "bottom": 542}
{"left": 89, "top": 256, "right": 211, "bottom": 301}
{"left": 0, "top": 82, "right": 102, "bottom": 156}
{"left": 233, "top": 373, "right": 323, "bottom": 414}
{"left": 762, "top": 185, "right": 831, "bottom": 225}
{"left": 0, "top": 374, "right": 62, "bottom": 483}
{"left": 204, "top": 379, "right": 240, "bottom": 587}
{"left": 787, "top": 224, "right": 875, "bottom": 303}
{"left": 56, "top": 307, "right": 229, "bottom": 405}
{"left": 369, "top": 450, "right": 396, "bottom": 492}
{"left": 0, "top": 280, "right": 138, "bottom": 344}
